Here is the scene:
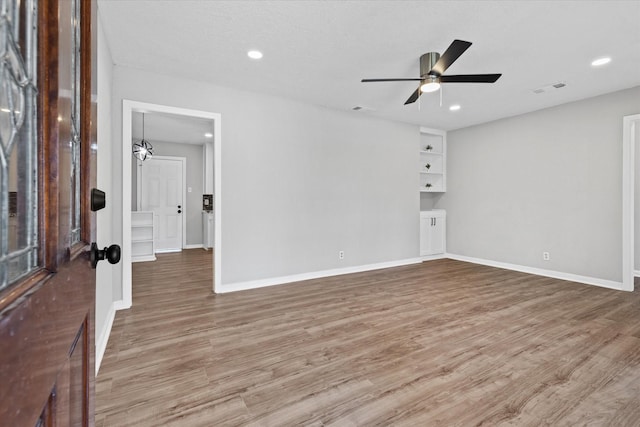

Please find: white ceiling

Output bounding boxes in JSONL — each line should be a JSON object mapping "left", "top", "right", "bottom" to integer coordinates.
{"left": 99, "top": 0, "right": 640, "bottom": 131}
{"left": 132, "top": 111, "right": 213, "bottom": 145}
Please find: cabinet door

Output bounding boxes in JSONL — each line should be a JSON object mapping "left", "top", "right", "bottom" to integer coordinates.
{"left": 420, "top": 215, "right": 433, "bottom": 256}
{"left": 420, "top": 214, "right": 446, "bottom": 256}
{"left": 429, "top": 216, "right": 446, "bottom": 254}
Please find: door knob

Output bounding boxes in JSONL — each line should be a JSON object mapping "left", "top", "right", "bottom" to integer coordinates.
{"left": 178, "top": 210, "right": 182, "bottom": 213}
{"left": 178, "top": 205, "right": 181, "bottom": 208}
{"left": 90, "top": 243, "right": 121, "bottom": 269}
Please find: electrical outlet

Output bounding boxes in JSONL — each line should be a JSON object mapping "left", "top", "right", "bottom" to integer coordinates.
{"left": 339, "top": 250, "right": 345, "bottom": 260}
{"left": 543, "top": 252, "right": 550, "bottom": 261}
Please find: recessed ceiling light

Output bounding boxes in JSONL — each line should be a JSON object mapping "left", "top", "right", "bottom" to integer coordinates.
{"left": 591, "top": 57, "right": 611, "bottom": 67}
{"left": 247, "top": 50, "right": 263, "bottom": 60}
{"left": 449, "top": 104, "right": 461, "bottom": 111}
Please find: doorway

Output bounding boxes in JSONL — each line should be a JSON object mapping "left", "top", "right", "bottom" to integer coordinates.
{"left": 121, "top": 101, "right": 222, "bottom": 308}
{"left": 138, "top": 156, "right": 186, "bottom": 252}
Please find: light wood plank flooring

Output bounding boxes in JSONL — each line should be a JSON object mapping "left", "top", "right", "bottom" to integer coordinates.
{"left": 96, "top": 250, "right": 640, "bottom": 426}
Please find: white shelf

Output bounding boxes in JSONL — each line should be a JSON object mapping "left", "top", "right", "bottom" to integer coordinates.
{"left": 131, "top": 211, "right": 156, "bottom": 262}
{"left": 419, "top": 127, "right": 447, "bottom": 193}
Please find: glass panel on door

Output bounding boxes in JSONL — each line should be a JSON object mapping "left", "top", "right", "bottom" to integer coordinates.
{"left": 0, "top": 0, "right": 39, "bottom": 289}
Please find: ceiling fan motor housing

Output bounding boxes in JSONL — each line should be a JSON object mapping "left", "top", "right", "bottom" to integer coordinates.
{"left": 420, "top": 52, "right": 440, "bottom": 78}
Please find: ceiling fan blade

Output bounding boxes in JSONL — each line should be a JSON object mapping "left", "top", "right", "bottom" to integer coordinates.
{"left": 404, "top": 87, "right": 421, "bottom": 105}
{"left": 361, "top": 78, "right": 423, "bottom": 82}
{"left": 430, "top": 39, "right": 472, "bottom": 75}
{"left": 440, "top": 74, "right": 502, "bottom": 83}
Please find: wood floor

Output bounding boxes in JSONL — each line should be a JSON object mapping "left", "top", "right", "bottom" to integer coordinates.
{"left": 96, "top": 250, "right": 640, "bottom": 426}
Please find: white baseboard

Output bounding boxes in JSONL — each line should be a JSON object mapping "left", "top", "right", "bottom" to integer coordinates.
{"left": 155, "top": 248, "right": 182, "bottom": 254}
{"left": 184, "top": 244, "right": 204, "bottom": 249}
{"left": 113, "top": 300, "right": 130, "bottom": 311}
{"left": 132, "top": 255, "right": 156, "bottom": 263}
{"left": 420, "top": 254, "right": 446, "bottom": 261}
{"left": 96, "top": 302, "right": 117, "bottom": 375}
{"left": 96, "top": 299, "right": 131, "bottom": 375}
{"left": 216, "top": 257, "right": 423, "bottom": 294}
{"left": 635, "top": 270, "right": 640, "bottom": 278}
{"left": 446, "top": 253, "right": 624, "bottom": 291}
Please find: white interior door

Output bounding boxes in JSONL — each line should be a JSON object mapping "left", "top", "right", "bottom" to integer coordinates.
{"left": 140, "top": 157, "right": 185, "bottom": 252}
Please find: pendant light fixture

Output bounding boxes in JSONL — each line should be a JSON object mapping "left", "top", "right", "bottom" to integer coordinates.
{"left": 132, "top": 113, "right": 153, "bottom": 161}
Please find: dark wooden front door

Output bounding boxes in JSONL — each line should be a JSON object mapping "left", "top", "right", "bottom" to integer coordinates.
{"left": 0, "top": 0, "right": 99, "bottom": 425}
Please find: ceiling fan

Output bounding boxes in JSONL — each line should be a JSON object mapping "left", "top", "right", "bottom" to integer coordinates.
{"left": 361, "top": 39, "right": 502, "bottom": 105}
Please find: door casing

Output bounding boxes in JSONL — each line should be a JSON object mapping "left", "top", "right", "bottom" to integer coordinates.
{"left": 121, "top": 101, "right": 222, "bottom": 308}
{"left": 622, "top": 114, "right": 640, "bottom": 291}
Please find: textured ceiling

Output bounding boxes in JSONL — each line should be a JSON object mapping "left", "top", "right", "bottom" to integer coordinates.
{"left": 132, "top": 111, "right": 214, "bottom": 145}
{"left": 99, "top": 0, "right": 640, "bottom": 131}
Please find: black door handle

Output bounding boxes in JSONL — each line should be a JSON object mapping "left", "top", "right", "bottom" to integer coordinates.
{"left": 178, "top": 210, "right": 182, "bottom": 213}
{"left": 178, "top": 205, "right": 181, "bottom": 208}
{"left": 90, "top": 243, "right": 121, "bottom": 269}
{"left": 91, "top": 188, "right": 106, "bottom": 211}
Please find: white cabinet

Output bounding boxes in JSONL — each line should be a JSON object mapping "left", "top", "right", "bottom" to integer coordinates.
{"left": 202, "top": 211, "right": 214, "bottom": 249}
{"left": 131, "top": 211, "right": 156, "bottom": 262}
{"left": 420, "top": 210, "right": 446, "bottom": 258}
{"left": 420, "top": 127, "right": 446, "bottom": 193}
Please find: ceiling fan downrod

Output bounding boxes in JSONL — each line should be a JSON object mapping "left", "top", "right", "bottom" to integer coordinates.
{"left": 420, "top": 52, "right": 440, "bottom": 78}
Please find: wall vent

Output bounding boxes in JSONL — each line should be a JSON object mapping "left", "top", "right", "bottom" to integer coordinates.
{"left": 532, "top": 82, "right": 567, "bottom": 94}
{"left": 352, "top": 105, "right": 374, "bottom": 112}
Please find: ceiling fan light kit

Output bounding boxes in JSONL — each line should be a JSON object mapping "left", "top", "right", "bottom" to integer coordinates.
{"left": 361, "top": 39, "right": 502, "bottom": 105}
{"left": 420, "top": 79, "right": 441, "bottom": 93}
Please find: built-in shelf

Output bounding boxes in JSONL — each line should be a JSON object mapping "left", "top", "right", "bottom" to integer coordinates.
{"left": 131, "top": 211, "right": 156, "bottom": 262}
{"left": 419, "top": 127, "right": 447, "bottom": 193}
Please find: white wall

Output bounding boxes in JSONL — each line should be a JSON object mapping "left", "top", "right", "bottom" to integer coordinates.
{"left": 111, "top": 66, "right": 419, "bottom": 294}
{"left": 420, "top": 193, "right": 440, "bottom": 211}
{"left": 95, "top": 11, "right": 115, "bottom": 367}
{"left": 437, "top": 86, "right": 640, "bottom": 284}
